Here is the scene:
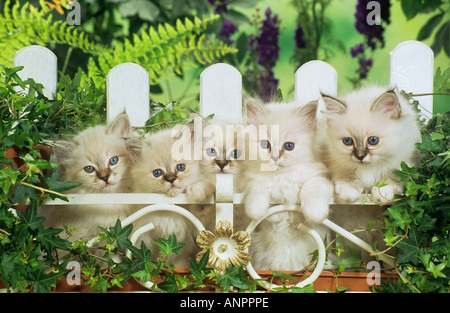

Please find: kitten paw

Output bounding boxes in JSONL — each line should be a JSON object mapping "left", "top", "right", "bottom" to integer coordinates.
{"left": 245, "top": 196, "right": 269, "bottom": 221}
{"left": 301, "top": 199, "right": 329, "bottom": 224}
{"left": 186, "top": 182, "right": 211, "bottom": 202}
{"left": 371, "top": 184, "right": 403, "bottom": 202}
{"left": 335, "top": 181, "right": 363, "bottom": 203}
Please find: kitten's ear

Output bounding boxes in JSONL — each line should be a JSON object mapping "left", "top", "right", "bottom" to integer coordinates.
{"left": 52, "top": 140, "right": 75, "bottom": 166}
{"left": 296, "top": 101, "right": 318, "bottom": 129}
{"left": 321, "top": 94, "right": 347, "bottom": 114}
{"left": 244, "top": 97, "right": 266, "bottom": 123}
{"left": 125, "top": 137, "right": 144, "bottom": 162}
{"left": 108, "top": 113, "right": 132, "bottom": 138}
{"left": 370, "top": 90, "right": 401, "bottom": 119}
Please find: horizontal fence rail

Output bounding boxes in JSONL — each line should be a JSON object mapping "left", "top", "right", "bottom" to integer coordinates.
{"left": 11, "top": 40, "right": 434, "bottom": 291}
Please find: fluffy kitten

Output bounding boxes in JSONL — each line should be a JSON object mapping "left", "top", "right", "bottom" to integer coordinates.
{"left": 197, "top": 117, "right": 250, "bottom": 231}
{"left": 242, "top": 98, "right": 334, "bottom": 270}
{"left": 38, "top": 113, "right": 135, "bottom": 243}
{"left": 127, "top": 128, "right": 215, "bottom": 268}
{"left": 317, "top": 86, "right": 422, "bottom": 203}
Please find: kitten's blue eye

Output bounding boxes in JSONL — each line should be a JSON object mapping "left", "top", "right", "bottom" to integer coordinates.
{"left": 153, "top": 169, "right": 163, "bottom": 177}
{"left": 109, "top": 156, "right": 119, "bottom": 165}
{"left": 84, "top": 166, "right": 95, "bottom": 173}
{"left": 342, "top": 137, "right": 354, "bottom": 146}
{"left": 368, "top": 136, "right": 379, "bottom": 145}
{"left": 230, "top": 149, "right": 241, "bottom": 159}
{"left": 283, "top": 142, "right": 295, "bottom": 151}
{"left": 260, "top": 140, "right": 270, "bottom": 150}
{"left": 206, "top": 148, "right": 216, "bottom": 157}
{"left": 176, "top": 164, "right": 186, "bottom": 172}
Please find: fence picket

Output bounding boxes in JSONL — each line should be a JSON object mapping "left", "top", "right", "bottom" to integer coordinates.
{"left": 389, "top": 41, "right": 434, "bottom": 121}
{"left": 106, "top": 63, "right": 150, "bottom": 127}
{"left": 295, "top": 60, "right": 337, "bottom": 115}
{"left": 200, "top": 63, "right": 243, "bottom": 123}
{"left": 13, "top": 45, "right": 57, "bottom": 100}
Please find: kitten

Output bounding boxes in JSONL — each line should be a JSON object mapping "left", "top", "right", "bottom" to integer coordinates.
{"left": 127, "top": 128, "right": 215, "bottom": 268}
{"left": 317, "top": 86, "right": 422, "bottom": 203}
{"left": 242, "top": 98, "right": 334, "bottom": 270}
{"left": 38, "top": 113, "right": 135, "bottom": 244}
{"left": 197, "top": 117, "right": 250, "bottom": 231}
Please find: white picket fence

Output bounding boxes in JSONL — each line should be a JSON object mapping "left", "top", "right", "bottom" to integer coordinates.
{"left": 13, "top": 40, "right": 434, "bottom": 291}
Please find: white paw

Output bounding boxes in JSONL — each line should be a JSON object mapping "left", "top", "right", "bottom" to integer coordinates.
{"left": 301, "top": 198, "right": 329, "bottom": 224}
{"left": 186, "top": 183, "right": 208, "bottom": 202}
{"left": 371, "top": 183, "right": 403, "bottom": 202}
{"left": 335, "top": 181, "right": 363, "bottom": 203}
{"left": 245, "top": 196, "right": 269, "bottom": 221}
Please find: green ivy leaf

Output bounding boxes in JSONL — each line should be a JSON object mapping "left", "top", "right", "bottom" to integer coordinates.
{"left": 218, "top": 265, "right": 249, "bottom": 290}
{"left": 158, "top": 272, "right": 179, "bottom": 293}
{"left": 396, "top": 226, "right": 427, "bottom": 265}
{"left": 155, "top": 234, "right": 186, "bottom": 256}
{"left": 28, "top": 266, "right": 63, "bottom": 293}
{"left": 189, "top": 249, "right": 212, "bottom": 284}
{"left": 100, "top": 219, "right": 133, "bottom": 250}
{"left": 332, "top": 245, "right": 362, "bottom": 272}
{"left": 43, "top": 169, "right": 82, "bottom": 200}
{"left": 416, "top": 131, "right": 442, "bottom": 154}
{"left": 292, "top": 283, "right": 317, "bottom": 293}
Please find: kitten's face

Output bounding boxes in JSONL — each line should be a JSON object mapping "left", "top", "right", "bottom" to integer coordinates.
{"left": 132, "top": 130, "right": 200, "bottom": 195}
{"left": 244, "top": 99, "right": 317, "bottom": 172}
{"left": 323, "top": 89, "right": 404, "bottom": 166}
{"left": 200, "top": 121, "right": 244, "bottom": 177}
{"left": 55, "top": 114, "right": 132, "bottom": 193}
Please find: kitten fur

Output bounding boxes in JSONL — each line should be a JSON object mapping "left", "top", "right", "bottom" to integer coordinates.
{"left": 127, "top": 128, "right": 214, "bottom": 268}
{"left": 38, "top": 113, "right": 135, "bottom": 244}
{"left": 242, "top": 98, "right": 333, "bottom": 270}
{"left": 316, "top": 86, "right": 422, "bottom": 203}
{"left": 197, "top": 117, "right": 251, "bottom": 231}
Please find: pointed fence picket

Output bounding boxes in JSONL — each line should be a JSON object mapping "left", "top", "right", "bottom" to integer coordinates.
{"left": 12, "top": 40, "right": 435, "bottom": 291}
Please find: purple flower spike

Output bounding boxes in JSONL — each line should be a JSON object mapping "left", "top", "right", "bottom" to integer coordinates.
{"left": 219, "top": 20, "right": 238, "bottom": 44}
{"left": 294, "top": 23, "right": 306, "bottom": 49}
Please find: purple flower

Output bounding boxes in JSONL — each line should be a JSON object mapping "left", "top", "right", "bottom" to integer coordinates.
{"left": 357, "top": 57, "right": 373, "bottom": 79}
{"left": 350, "top": 43, "right": 364, "bottom": 57}
{"left": 294, "top": 23, "right": 306, "bottom": 49}
{"left": 219, "top": 20, "right": 238, "bottom": 44}
{"left": 208, "top": 0, "right": 229, "bottom": 14}
{"left": 354, "top": 0, "right": 391, "bottom": 50}
{"left": 246, "top": 8, "right": 281, "bottom": 101}
{"left": 257, "top": 69, "right": 279, "bottom": 101}
{"left": 254, "top": 8, "right": 280, "bottom": 68}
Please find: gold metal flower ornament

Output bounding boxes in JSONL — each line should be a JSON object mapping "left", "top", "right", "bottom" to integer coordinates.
{"left": 196, "top": 220, "right": 251, "bottom": 275}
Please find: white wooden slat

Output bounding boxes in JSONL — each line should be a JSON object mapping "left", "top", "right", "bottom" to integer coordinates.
{"left": 389, "top": 40, "right": 434, "bottom": 120}
{"left": 295, "top": 60, "right": 337, "bottom": 114}
{"left": 106, "top": 63, "right": 150, "bottom": 127}
{"left": 200, "top": 63, "right": 243, "bottom": 123}
{"left": 13, "top": 45, "right": 57, "bottom": 100}
{"left": 41, "top": 193, "right": 214, "bottom": 205}
{"left": 215, "top": 174, "right": 234, "bottom": 226}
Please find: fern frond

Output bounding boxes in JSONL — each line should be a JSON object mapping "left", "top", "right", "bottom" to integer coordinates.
{"left": 0, "top": 1, "right": 237, "bottom": 87}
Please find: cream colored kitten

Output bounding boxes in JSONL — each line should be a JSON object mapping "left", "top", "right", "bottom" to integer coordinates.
{"left": 317, "top": 86, "right": 422, "bottom": 203}
{"left": 127, "top": 128, "right": 214, "bottom": 268}
{"left": 242, "top": 98, "right": 333, "bottom": 270}
{"left": 197, "top": 117, "right": 251, "bottom": 232}
{"left": 38, "top": 113, "right": 135, "bottom": 243}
